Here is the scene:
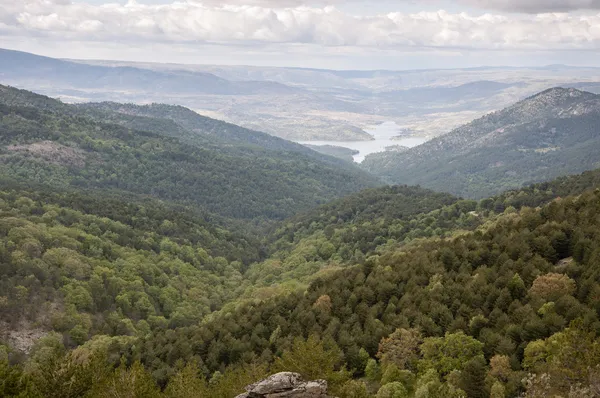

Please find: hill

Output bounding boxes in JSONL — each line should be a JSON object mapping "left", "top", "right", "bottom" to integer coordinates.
{"left": 74, "top": 102, "right": 341, "bottom": 157}
{"left": 0, "top": 85, "right": 380, "bottom": 220}
{"left": 5, "top": 84, "right": 600, "bottom": 397}
{"left": 362, "top": 87, "right": 600, "bottom": 198}
{"left": 140, "top": 167, "right": 600, "bottom": 397}
{"left": 244, "top": 185, "right": 461, "bottom": 287}
{"left": 2, "top": 165, "right": 600, "bottom": 396}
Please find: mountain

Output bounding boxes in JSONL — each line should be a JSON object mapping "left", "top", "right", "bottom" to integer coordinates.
{"left": 0, "top": 48, "right": 295, "bottom": 96}
{"left": 0, "top": 85, "right": 380, "bottom": 220}
{"left": 362, "top": 87, "right": 600, "bottom": 198}
{"left": 5, "top": 72, "right": 600, "bottom": 398}
{"left": 11, "top": 48, "right": 600, "bottom": 143}
{"left": 74, "top": 102, "right": 337, "bottom": 156}
{"left": 0, "top": 83, "right": 322, "bottom": 155}
{"left": 378, "top": 81, "right": 518, "bottom": 110}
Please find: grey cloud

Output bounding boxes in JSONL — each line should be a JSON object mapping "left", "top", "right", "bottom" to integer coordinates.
{"left": 461, "top": 0, "right": 600, "bottom": 13}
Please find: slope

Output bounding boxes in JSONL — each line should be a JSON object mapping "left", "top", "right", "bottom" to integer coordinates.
{"left": 362, "top": 87, "right": 600, "bottom": 198}
{"left": 140, "top": 167, "right": 600, "bottom": 397}
{"left": 3, "top": 167, "right": 600, "bottom": 396}
{"left": 244, "top": 185, "right": 462, "bottom": 288}
{"left": 0, "top": 182, "right": 265, "bottom": 359}
{"left": 0, "top": 85, "right": 381, "bottom": 220}
{"left": 74, "top": 101, "right": 347, "bottom": 159}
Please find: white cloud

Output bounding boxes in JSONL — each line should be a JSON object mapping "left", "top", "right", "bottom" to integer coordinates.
{"left": 2, "top": 0, "right": 600, "bottom": 52}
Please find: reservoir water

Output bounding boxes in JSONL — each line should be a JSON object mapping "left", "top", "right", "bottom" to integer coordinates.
{"left": 299, "top": 121, "right": 427, "bottom": 163}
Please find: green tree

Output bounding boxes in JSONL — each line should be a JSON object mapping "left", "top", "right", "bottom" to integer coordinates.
{"left": 273, "top": 335, "right": 350, "bottom": 392}
{"left": 164, "top": 362, "right": 209, "bottom": 398}
{"left": 490, "top": 381, "right": 505, "bottom": 398}
{"left": 376, "top": 382, "right": 409, "bottom": 398}
{"left": 365, "top": 358, "right": 382, "bottom": 382}
{"left": 377, "top": 328, "right": 422, "bottom": 372}
{"left": 459, "top": 356, "right": 488, "bottom": 398}
{"left": 93, "top": 360, "right": 160, "bottom": 398}
{"left": 339, "top": 380, "right": 370, "bottom": 398}
{"left": 419, "top": 332, "right": 484, "bottom": 376}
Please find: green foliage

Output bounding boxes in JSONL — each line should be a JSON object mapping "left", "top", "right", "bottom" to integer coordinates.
{"left": 91, "top": 360, "right": 161, "bottom": 398}
{"left": 413, "top": 368, "right": 465, "bottom": 398}
{"left": 490, "top": 381, "right": 506, "bottom": 398}
{"left": 365, "top": 358, "right": 382, "bottom": 382}
{"left": 137, "top": 176, "right": 600, "bottom": 396}
{"left": 376, "top": 382, "right": 409, "bottom": 398}
{"left": 339, "top": 380, "right": 370, "bottom": 398}
{"left": 0, "top": 84, "right": 379, "bottom": 221}
{"left": 459, "top": 356, "right": 488, "bottom": 398}
{"left": 419, "top": 332, "right": 484, "bottom": 376}
{"left": 0, "top": 186, "right": 264, "bottom": 349}
{"left": 4, "top": 86, "right": 600, "bottom": 398}
{"left": 272, "top": 335, "right": 350, "bottom": 392}
{"left": 163, "top": 363, "right": 209, "bottom": 398}
{"left": 249, "top": 186, "right": 468, "bottom": 285}
{"left": 29, "top": 350, "right": 112, "bottom": 398}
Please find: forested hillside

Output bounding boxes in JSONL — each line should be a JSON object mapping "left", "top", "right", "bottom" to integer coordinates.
{"left": 75, "top": 102, "right": 332, "bottom": 157}
{"left": 0, "top": 85, "right": 380, "bottom": 220}
{"left": 0, "top": 182, "right": 266, "bottom": 347}
{"left": 362, "top": 87, "right": 600, "bottom": 198}
{"left": 4, "top": 85, "right": 600, "bottom": 398}
{"left": 140, "top": 171, "right": 600, "bottom": 397}
{"left": 3, "top": 158, "right": 600, "bottom": 397}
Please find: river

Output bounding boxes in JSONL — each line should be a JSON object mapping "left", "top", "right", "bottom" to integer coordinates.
{"left": 298, "top": 121, "right": 427, "bottom": 163}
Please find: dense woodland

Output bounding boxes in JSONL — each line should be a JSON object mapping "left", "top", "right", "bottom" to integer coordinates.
{"left": 0, "top": 85, "right": 379, "bottom": 220}
{"left": 2, "top": 85, "right": 600, "bottom": 397}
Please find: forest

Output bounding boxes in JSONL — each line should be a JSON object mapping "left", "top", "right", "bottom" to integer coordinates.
{"left": 0, "top": 85, "right": 379, "bottom": 221}
{"left": 2, "top": 85, "right": 600, "bottom": 397}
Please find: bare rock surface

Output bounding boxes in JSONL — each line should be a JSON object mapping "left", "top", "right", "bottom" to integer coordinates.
{"left": 235, "top": 372, "right": 332, "bottom": 398}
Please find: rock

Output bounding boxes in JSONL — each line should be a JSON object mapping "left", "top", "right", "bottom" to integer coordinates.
{"left": 248, "top": 372, "right": 304, "bottom": 395}
{"left": 235, "top": 372, "right": 332, "bottom": 398}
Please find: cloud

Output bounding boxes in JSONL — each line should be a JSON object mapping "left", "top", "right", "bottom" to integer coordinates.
{"left": 2, "top": 0, "right": 600, "bottom": 52}
{"left": 461, "top": 0, "right": 600, "bottom": 13}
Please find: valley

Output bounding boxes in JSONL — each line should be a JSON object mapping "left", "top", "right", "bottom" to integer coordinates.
{"left": 299, "top": 122, "right": 428, "bottom": 163}
{"left": 2, "top": 58, "right": 600, "bottom": 398}
{"left": 4, "top": 0, "right": 600, "bottom": 394}
{"left": 4, "top": 49, "right": 600, "bottom": 144}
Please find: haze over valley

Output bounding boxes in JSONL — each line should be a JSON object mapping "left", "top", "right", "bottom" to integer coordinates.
{"left": 3, "top": 48, "right": 600, "bottom": 161}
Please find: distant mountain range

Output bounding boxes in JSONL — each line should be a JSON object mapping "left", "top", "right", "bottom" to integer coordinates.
{"left": 0, "top": 48, "right": 296, "bottom": 96}
{"left": 362, "top": 87, "right": 600, "bottom": 198}
{"left": 5, "top": 48, "right": 600, "bottom": 142}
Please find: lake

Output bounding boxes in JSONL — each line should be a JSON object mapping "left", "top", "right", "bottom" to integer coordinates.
{"left": 298, "top": 121, "right": 427, "bottom": 163}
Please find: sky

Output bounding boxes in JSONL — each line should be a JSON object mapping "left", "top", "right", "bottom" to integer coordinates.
{"left": 2, "top": 0, "right": 600, "bottom": 70}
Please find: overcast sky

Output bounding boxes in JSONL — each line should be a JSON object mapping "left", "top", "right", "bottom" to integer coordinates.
{"left": 2, "top": 0, "right": 600, "bottom": 69}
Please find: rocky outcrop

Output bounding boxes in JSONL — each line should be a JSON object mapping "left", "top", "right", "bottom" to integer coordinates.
{"left": 235, "top": 372, "right": 332, "bottom": 398}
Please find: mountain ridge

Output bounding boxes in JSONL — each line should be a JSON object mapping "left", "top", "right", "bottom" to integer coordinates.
{"left": 0, "top": 48, "right": 298, "bottom": 96}
{"left": 0, "top": 85, "right": 381, "bottom": 220}
{"left": 362, "top": 87, "right": 600, "bottom": 198}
